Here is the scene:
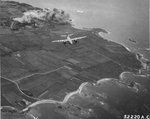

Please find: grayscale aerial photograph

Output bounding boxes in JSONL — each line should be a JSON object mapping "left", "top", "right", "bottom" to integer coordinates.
{"left": 0, "top": 0, "right": 150, "bottom": 119}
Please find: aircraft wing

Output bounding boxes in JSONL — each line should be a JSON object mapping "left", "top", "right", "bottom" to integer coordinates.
{"left": 52, "top": 36, "right": 87, "bottom": 43}
{"left": 52, "top": 39, "right": 69, "bottom": 42}
{"left": 71, "top": 36, "right": 87, "bottom": 41}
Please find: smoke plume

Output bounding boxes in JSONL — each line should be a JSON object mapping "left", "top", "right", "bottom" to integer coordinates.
{"left": 13, "top": 8, "right": 72, "bottom": 24}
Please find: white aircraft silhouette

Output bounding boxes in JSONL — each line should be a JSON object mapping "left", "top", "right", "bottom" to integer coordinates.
{"left": 52, "top": 34, "right": 87, "bottom": 45}
{"left": 30, "top": 114, "right": 38, "bottom": 119}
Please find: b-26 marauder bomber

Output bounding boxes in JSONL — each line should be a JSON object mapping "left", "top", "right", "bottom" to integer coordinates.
{"left": 52, "top": 34, "right": 87, "bottom": 45}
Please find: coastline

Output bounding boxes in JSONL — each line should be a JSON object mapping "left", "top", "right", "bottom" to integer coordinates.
{"left": 1, "top": 26, "right": 149, "bottom": 115}
{"left": 1, "top": 1, "right": 149, "bottom": 118}
{"left": 1, "top": 69, "right": 149, "bottom": 115}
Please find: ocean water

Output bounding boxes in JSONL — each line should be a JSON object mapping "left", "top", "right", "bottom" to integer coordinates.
{"left": 12, "top": 75, "right": 150, "bottom": 119}
{"left": 10, "top": 0, "right": 149, "bottom": 57}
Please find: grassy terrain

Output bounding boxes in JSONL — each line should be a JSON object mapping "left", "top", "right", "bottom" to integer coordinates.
{"left": 1, "top": 1, "right": 143, "bottom": 115}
